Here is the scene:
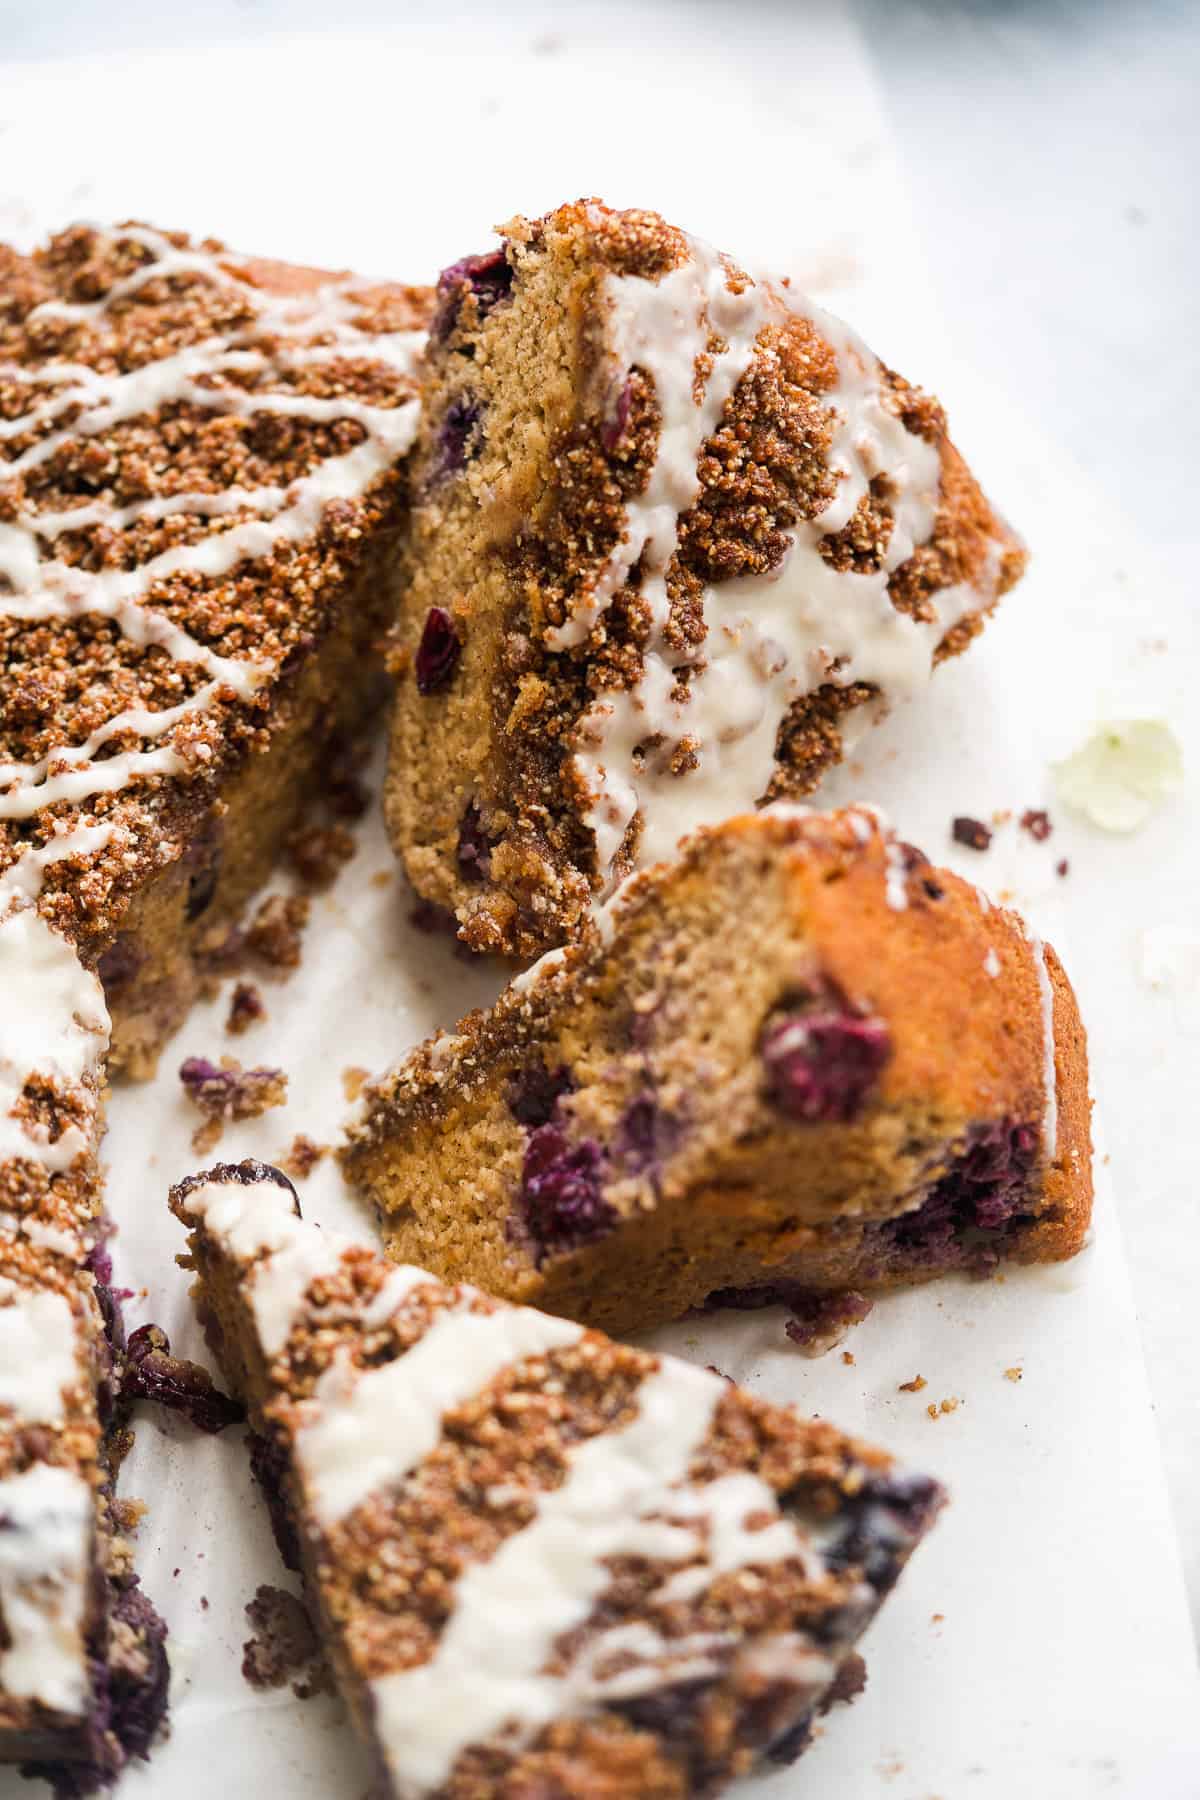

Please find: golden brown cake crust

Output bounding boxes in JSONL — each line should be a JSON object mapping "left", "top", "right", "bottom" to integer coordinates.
{"left": 344, "top": 807, "right": 1092, "bottom": 1338}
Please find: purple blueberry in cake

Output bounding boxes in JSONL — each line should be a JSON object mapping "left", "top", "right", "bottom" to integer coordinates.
{"left": 761, "top": 992, "right": 891, "bottom": 1124}
{"left": 519, "top": 1124, "right": 616, "bottom": 1261}
{"left": 869, "top": 1119, "right": 1040, "bottom": 1275}
{"left": 431, "top": 394, "right": 482, "bottom": 483}
{"left": 506, "top": 1062, "right": 576, "bottom": 1128}
{"left": 414, "top": 607, "right": 461, "bottom": 695}
{"left": 432, "top": 249, "right": 514, "bottom": 341}
{"left": 122, "top": 1323, "right": 244, "bottom": 1435}
{"left": 456, "top": 800, "right": 495, "bottom": 881}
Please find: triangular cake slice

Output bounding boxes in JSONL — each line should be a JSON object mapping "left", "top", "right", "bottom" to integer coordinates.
{"left": 343, "top": 807, "right": 1092, "bottom": 1341}
{"left": 170, "top": 1158, "right": 944, "bottom": 1797}
{"left": 384, "top": 198, "right": 1027, "bottom": 956}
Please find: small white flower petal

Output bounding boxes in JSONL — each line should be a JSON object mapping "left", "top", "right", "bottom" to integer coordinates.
{"left": 1052, "top": 719, "right": 1183, "bottom": 832}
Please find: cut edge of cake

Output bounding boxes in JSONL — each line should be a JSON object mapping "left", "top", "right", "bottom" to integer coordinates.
{"left": 342, "top": 804, "right": 1092, "bottom": 1340}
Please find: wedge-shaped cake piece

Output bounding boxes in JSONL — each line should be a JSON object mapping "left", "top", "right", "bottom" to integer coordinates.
{"left": 385, "top": 198, "right": 1026, "bottom": 955}
{"left": 0, "top": 221, "right": 431, "bottom": 1076}
{"left": 171, "top": 1158, "right": 944, "bottom": 1797}
{"left": 344, "top": 807, "right": 1091, "bottom": 1339}
{"left": 0, "top": 1237, "right": 167, "bottom": 1784}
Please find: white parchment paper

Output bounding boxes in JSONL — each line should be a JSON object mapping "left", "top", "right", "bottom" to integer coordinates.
{"left": 0, "top": 5, "right": 1197, "bottom": 1793}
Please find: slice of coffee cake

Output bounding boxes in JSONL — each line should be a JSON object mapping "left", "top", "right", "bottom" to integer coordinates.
{"left": 343, "top": 807, "right": 1091, "bottom": 1339}
{"left": 170, "top": 1158, "right": 943, "bottom": 1797}
{"left": 0, "top": 221, "right": 431, "bottom": 1076}
{"left": 384, "top": 199, "right": 1026, "bottom": 956}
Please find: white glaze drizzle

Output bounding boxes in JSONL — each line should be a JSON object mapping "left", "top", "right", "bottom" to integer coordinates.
{"left": 983, "top": 946, "right": 1001, "bottom": 978}
{"left": 558, "top": 233, "right": 1006, "bottom": 887}
{"left": 0, "top": 879, "right": 110, "bottom": 1176}
{"left": 294, "top": 1303, "right": 584, "bottom": 1528}
{"left": 0, "top": 223, "right": 423, "bottom": 1189}
{"left": 0, "top": 1284, "right": 81, "bottom": 1422}
{"left": 0, "top": 220, "right": 422, "bottom": 804}
{"left": 0, "top": 1463, "right": 91, "bottom": 1714}
{"left": 1027, "top": 932, "right": 1059, "bottom": 1161}
{"left": 883, "top": 839, "right": 910, "bottom": 911}
{"left": 176, "top": 1174, "right": 357, "bottom": 1359}
{"left": 370, "top": 1355, "right": 815, "bottom": 1794}
{"left": 177, "top": 1173, "right": 828, "bottom": 1790}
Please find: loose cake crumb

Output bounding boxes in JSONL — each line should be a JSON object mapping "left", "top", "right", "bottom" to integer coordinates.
{"left": 1004, "top": 1365, "right": 1023, "bottom": 1382}
{"left": 287, "top": 823, "right": 357, "bottom": 890}
{"left": 1019, "top": 808, "right": 1052, "bottom": 841}
{"left": 246, "top": 893, "right": 310, "bottom": 970}
{"left": 926, "top": 1397, "right": 960, "bottom": 1418}
{"left": 180, "top": 1056, "right": 288, "bottom": 1153}
{"left": 226, "top": 982, "right": 266, "bottom": 1036}
{"left": 199, "top": 893, "right": 312, "bottom": 987}
{"left": 841, "top": 1350, "right": 855, "bottom": 1365}
{"left": 898, "top": 1375, "right": 927, "bottom": 1393}
{"left": 952, "top": 816, "right": 992, "bottom": 851}
{"left": 123, "top": 1324, "right": 244, "bottom": 1433}
{"left": 342, "top": 1066, "right": 371, "bottom": 1102}
{"left": 241, "top": 1584, "right": 327, "bottom": 1698}
{"left": 279, "top": 1135, "right": 328, "bottom": 1180}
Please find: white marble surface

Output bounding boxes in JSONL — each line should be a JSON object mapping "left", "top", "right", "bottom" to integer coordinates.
{"left": 0, "top": 0, "right": 1195, "bottom": 1774}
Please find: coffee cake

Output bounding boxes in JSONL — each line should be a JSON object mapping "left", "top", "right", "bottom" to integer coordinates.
{"left": 383, "top": 199, "right": 1025, "bottom": 956}
{"left": 343, "top": 807, "right": 1091, "bottom": 1338}
{"left": 171, "top": 1158, "right": 944, "bottom": 1797}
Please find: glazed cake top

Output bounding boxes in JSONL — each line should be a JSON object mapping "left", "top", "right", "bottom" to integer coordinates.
{"left": 0, "top": 223, "right": 429, "bottom": 1200}
{"left": 0, "top": 222, "right": 429, "bottom": 947}
{"left": 489, "top": 203, "right": 1023, "bottom": 893}
{"left": 173, "top": 1160, "right": 938, "bottom": 1796}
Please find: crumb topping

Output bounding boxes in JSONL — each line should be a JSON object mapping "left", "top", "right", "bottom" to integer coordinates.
{"left": 0, "top": 221, "right": 430, "bottom": 948}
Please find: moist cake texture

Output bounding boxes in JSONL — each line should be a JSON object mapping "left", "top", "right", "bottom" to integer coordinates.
{"left": 170, "top": 1158, "right": 944, "bottom": 1797}
{"left": 343, "top": 807, "right": 1091, "bottom": 1338}
{"left": 0, "top": 221, "right": 431, "bottom": 1076}
{"left": 384, "top": 199, "right": 1027, "bottom": 956}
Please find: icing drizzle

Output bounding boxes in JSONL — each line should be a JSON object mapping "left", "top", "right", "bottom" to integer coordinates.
{"left": 559, "top": 233, "right": 1007, "bottom": 886}
{"left": 180, "top": 1169, "right": 825, "bottom": 1796}
{"left": 0, "top": 223, "right": 424, "bottom": 1183}
{"left": 0, "top": 1464, "right": 91, "bottom": 1715}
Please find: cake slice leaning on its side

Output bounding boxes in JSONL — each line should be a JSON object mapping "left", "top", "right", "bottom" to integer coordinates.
{"left": 170, "top": 1158, "right": 944, "bottom": 1799}
{"left": 384, "top": 197, "right": 1026, "bottom": 956}
{"left": 342, "top": 806, "right": 1092, "bottom": 1341}
{"left": 0, "top": 221, "right": 432, "bottom": 1078}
